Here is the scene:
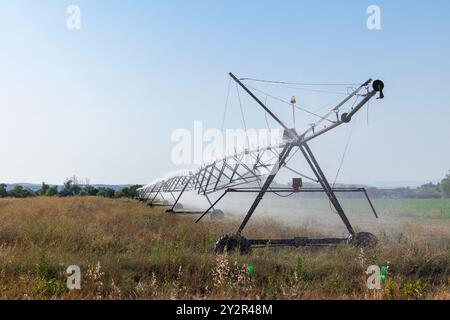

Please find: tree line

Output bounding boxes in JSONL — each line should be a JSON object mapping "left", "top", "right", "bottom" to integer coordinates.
{"left": 360, "top": 171, "right": 450, "bottom": 199}
{"left": 0, "top": 178, "right": 142, "bottom": 199}
{"left": 1, "top": 171, "right": 450, "bottom": 199}
{"left": 441, "top": 171, "right": 450, "bottom": 198}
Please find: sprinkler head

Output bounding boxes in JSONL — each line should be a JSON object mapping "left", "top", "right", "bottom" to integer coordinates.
{"left": 372, "top": 80, "right": 385, "bottom": 99}
{"left": 341, "top": 113, "right": 352, "bottom": 123}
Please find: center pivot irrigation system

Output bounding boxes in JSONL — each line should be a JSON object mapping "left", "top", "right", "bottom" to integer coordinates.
{"left": 137, "top": 72, "right": 385, "bottom": 254}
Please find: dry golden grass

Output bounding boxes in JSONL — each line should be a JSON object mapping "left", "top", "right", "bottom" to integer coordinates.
{"left": 0, "top": 197, "right": 448, "bottom": 300}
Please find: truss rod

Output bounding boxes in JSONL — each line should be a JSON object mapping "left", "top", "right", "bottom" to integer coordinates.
{"left": 237, "top": 143, "right": 293, "bottom": 234}
{"left": 168, "top": 176, "right": 193, "bottom": 212}
{"left": 229, "top": 72, "right": 291, "bottom": 133}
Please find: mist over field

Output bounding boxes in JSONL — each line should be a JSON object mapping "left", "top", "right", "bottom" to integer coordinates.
{"left": 168, "top": 191, "right": 450, "bottom": 242}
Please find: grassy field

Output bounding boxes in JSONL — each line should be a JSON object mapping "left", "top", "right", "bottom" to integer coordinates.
{"left": 0, "top": 197, "right": 448, "bottom": 300}
{"left": 371, "top": 198, "right": 450, "bottom": 219}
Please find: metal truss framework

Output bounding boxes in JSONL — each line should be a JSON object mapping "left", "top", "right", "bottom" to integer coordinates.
{"left": 137, "top": 72, "right": 385, "bottom": 252}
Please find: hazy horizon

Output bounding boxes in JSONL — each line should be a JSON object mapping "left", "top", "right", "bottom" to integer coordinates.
{"left": 2, "top": 178, "right": 441, "bottom": 190}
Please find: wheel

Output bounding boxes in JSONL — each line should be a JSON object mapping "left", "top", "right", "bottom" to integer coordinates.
{"left": 211, "top": 209, "right": 225, "bottom": 220}
{"left": 174, "top": 203, "right": 184, "bottom": 210}
{"left": 347, "top": 232, "right": 378, "bottom": 247}
{"left": 214, "top": 234, "right": 251, "bottom": 255}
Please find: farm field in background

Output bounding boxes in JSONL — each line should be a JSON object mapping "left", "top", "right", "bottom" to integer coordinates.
{"left": 372, "top": 198, "right": 450, "bottom": 219}
{"left": 0, "top": 197, "right": 448, "bottom": 300}
{"left": 214, "top": 195, "right": 450, "bottom": 241}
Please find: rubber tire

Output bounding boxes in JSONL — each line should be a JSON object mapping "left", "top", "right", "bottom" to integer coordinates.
{"left": 347, "top": 232, "right": 378, "bottom": 248}
{"left": 214, "top": 234, "right": 251, "bottom": 255}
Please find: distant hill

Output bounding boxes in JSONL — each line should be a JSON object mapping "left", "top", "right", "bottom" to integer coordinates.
{"left": 367, "top": 180, "right": 441, "bottom": 189}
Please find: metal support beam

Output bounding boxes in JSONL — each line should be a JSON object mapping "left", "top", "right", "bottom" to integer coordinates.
{"left": 236, "top": 144, "right": 293, "bottom": 234}
{"left": 300, "top": 143, "right": 355, "bottom": 235}
{"left": 249, "top": 237, "right": 347, "bottom": 247}
{"left": 362, "top": 189, "right": 379, "bottom": 219}
{"left": 148, "top": 183, "right": 164, "bottom": 205}
{"left": 229, "top": 72, "right": 291, "bottom": 133}
{"left": 195, "top": 191, "right": 229, "bottom": 223}
{"left": 167, "top": 176, "right": 192, "bottom": 212}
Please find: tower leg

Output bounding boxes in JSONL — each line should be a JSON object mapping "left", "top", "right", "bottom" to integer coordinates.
{"left": 300, "top": 142, "right": 355, "bottom": 235}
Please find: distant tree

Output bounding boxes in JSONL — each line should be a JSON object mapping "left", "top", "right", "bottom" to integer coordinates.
{"left": 113, "top": 185, "right": 143, "bottom": 198}
{"left": 0, "top": 184, "right": 8, "bottom": 198}
{"left": 39, "top": 182, "right": 50, "bottom": 196}
{"left": 128, "top": 185, "right": 143, "bottom": 198}
{"left": 59, "top": 181, "right": 71, "bottom": 197}
{"left": 440, "top": 171, "right": 450, "bottom": 198}
{"left": 97, "top": 187, "right": 115, "bottom": 198}
{"left": 419, "top": 182, "right": 437, "bottom": 189}
{"left": 122, "top": 187, "right": 131, "bottom": 197}
{"left": 67, "top": 175, "right": 80, "bottom": 186}
{"left": 72, "top": 184, "right": 82, "bottom": 195}
{"left": 79, "top": 185, "right": 98, "bottom": 196}
{"left": 114, "top": 190, "right": 125, "bottom": 198}
{"left": 8, "top": 185, "right": 33, "bottom": 198}
{"left": 60, "top": 177, "right": 82, "bottom": 197}
{"left": 45, "top": 186, "right": 58, "bottom": 197}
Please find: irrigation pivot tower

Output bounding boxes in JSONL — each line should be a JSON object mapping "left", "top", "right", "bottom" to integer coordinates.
{"left": 137, "top": 72, "right": 385, "bottom": 254}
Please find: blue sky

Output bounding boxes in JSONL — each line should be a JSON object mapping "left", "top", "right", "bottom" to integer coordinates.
{"left": 0, "top": 0, "right": 449, "bottom": 185}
